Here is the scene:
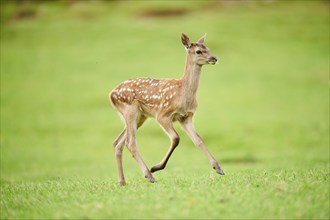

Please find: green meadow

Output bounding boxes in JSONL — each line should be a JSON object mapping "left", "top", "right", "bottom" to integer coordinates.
{"left": 1, "top": 1, "right": 329, "bottom": 219}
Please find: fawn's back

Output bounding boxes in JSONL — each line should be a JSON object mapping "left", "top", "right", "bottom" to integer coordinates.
{"left": 110, "top": 77, "right": 187, "bottom": 118}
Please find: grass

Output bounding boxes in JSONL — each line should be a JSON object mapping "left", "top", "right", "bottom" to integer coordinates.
{"left": 1, "top": 1, "right": 329, "bottom": 219}
{"left": 1, "top": 170, "right": 328, "bottom": 219}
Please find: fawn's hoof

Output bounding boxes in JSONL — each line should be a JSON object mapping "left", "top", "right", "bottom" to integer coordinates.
{"left": 148, "top": 177, "right": 156, "bottom": 183}
{"left": 145, "top": 173, "right": 156, "bottom": 183}
{"left": 216, "top": 169, "right": 225, "bottom": 175}
{"left": 150, "top": 166, "right": 157, "bottom": 173}
{"left": 150, "top": 164, "right": 164, "bottom": 173}
{"left": 119, "top": 181, "right": 126, "bottom": 186}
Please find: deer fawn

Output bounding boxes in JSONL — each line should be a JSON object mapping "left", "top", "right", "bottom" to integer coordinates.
{"left": 109, "top": 33, "right": 224, "bottom": 185}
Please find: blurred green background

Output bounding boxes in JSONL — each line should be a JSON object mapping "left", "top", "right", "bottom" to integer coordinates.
{"left": 1, "top": 0, "right": 329, "bottom": 219}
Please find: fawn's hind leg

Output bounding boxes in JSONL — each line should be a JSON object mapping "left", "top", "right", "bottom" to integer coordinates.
{"left": 113, "top": 113, "right": 148, "bottom": 185}
{"left": 113, "top": 130, "right": 127, "bottom": 185}
{"left": 123, "top": 108, "right": 155, "bottom": 183}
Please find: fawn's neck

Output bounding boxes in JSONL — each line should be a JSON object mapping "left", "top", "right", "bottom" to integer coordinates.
{"left": 181, "top": 54, "right": 202, "bottom": 99}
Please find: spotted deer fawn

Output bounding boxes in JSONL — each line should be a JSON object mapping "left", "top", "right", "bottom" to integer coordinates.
{"left": 109, "top": 33, "right": 224, "bottom": 185}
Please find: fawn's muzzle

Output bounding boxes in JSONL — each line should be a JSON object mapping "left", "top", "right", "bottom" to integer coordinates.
{"left": 208, "top": 56, "right": 218, "bottom": 64}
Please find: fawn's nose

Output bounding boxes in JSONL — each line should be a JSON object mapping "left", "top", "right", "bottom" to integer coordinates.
{"left": 210, "top": 56, "right": 218, "bottom": 62}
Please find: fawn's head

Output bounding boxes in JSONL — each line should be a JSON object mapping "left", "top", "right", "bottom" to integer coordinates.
{"left": 181, "top": 33, "right": 218, "bottom": 66}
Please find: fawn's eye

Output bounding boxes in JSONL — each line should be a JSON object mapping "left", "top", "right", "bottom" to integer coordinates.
{"left": 196, "top": 50, "right": 202, "bottom": 55}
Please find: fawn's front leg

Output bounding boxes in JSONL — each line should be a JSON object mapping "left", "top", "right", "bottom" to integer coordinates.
{"left": 151, "top": 116, "right": 180, "bottom": 173}
{"left": 180, "top": 116, "right": 224, "bottom": 175}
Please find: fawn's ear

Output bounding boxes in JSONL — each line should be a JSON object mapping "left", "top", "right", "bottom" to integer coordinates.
{"left": 181, "top": 33, "right": 191, "bottom": 49}
{"left": 197, "top": 33, "right": 206, "bottom": 44}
